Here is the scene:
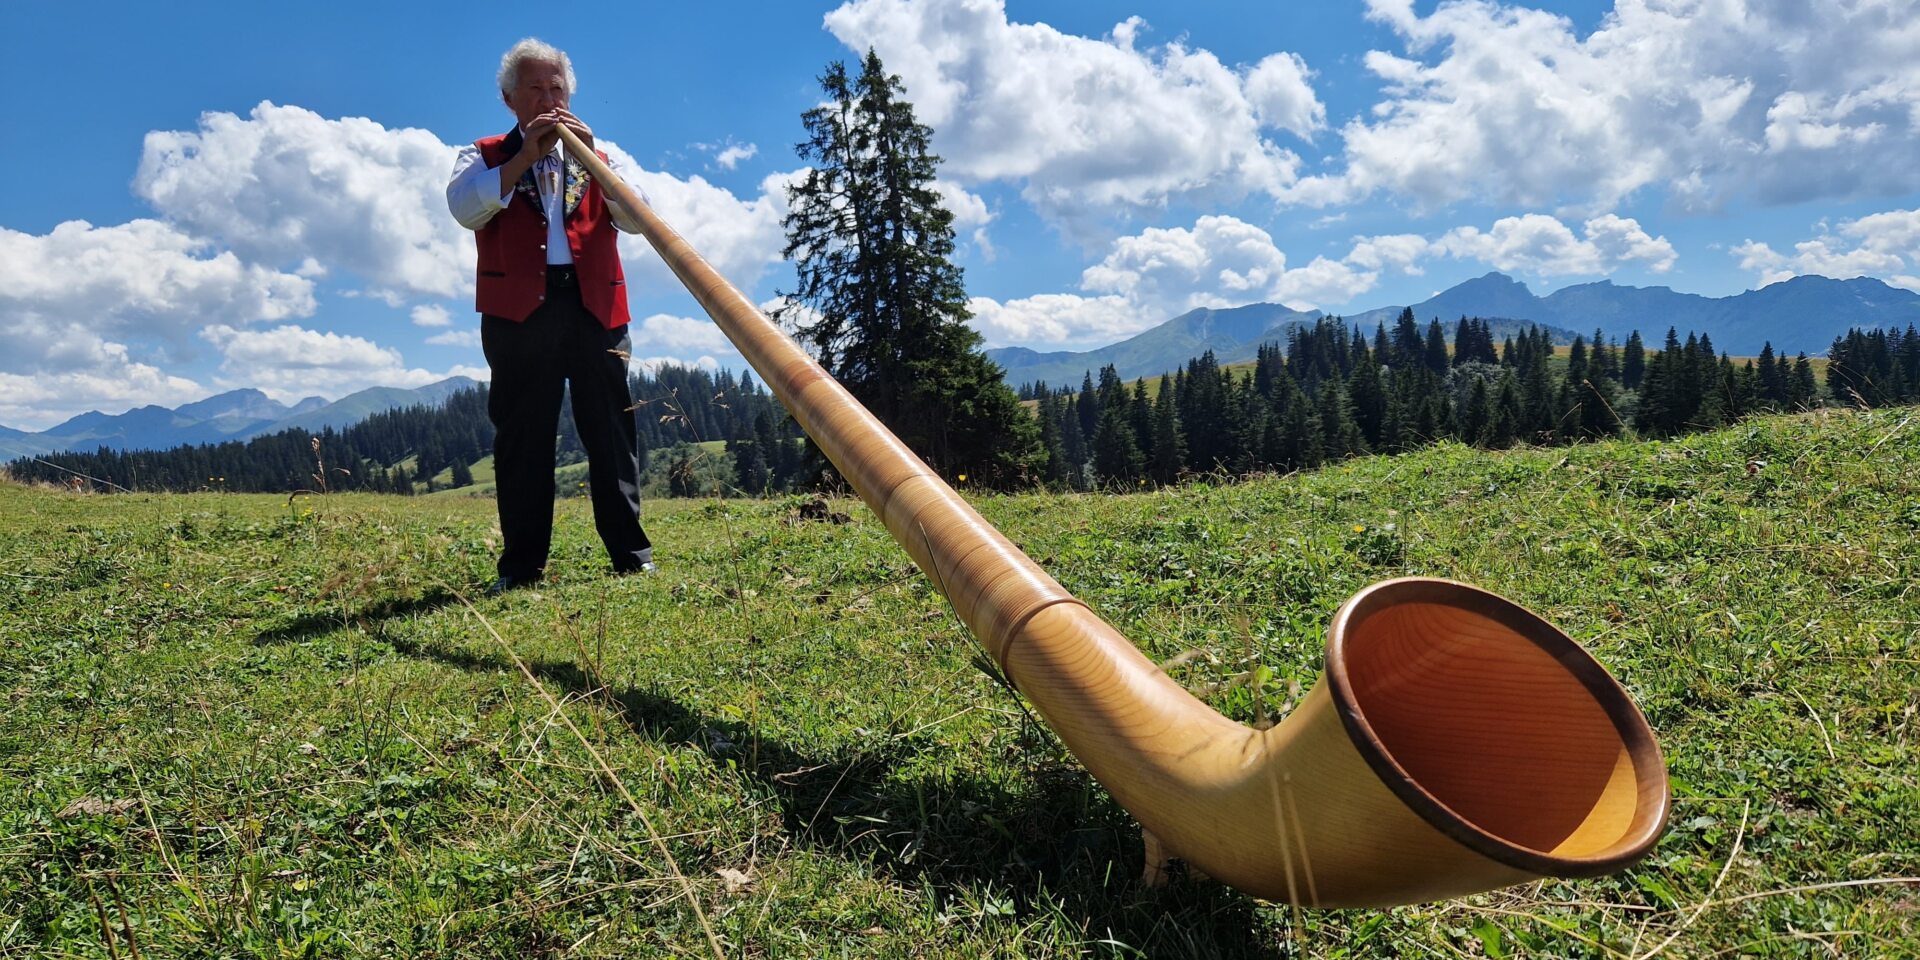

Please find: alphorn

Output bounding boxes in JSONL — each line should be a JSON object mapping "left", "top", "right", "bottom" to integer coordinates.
{"left": 559, "top": 126, "right": 1668, "bottom": 906}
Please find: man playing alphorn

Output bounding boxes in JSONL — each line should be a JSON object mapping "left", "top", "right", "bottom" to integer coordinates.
{"left": 447, "top": 38, "right": 655, "bottom": 592}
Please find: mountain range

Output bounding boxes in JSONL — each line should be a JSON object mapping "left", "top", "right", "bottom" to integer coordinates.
{"left": 9, "top": 274, "right": 1918, "bottom": 457}
{"left": 1, "top": 377, "right": 480, "bottom": 462}
{"left": 986, "top": 273, "right": 1920, "bottom": 388}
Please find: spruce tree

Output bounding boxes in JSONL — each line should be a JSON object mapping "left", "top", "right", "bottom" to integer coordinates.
{"left": 1179, "top": 353, "right": 1232, "bottom": 471}
{"left": 1129, "top": 379, "right": 1156, "bottom": 466}
{"left": 1380, "top": 393, "right": 1409, "bottom": 453}
{"left": 1279, "top": 378, "right": 1322, "bottom": 471}
{"left": 1090, "top": 404, "right": 1144, "bottom": 485}
{"left": 1235, "top": 390, "right": 1269, "bottom": 472}
{"left": 1317, "top": 379, "right": 1368, "bottom": 461}
{"left": 1391, "top": 309, "right": 1422, "bottom": 365}
{"left": 1622, "top": 331, "right": 1646, "bottom": 389}
{"left": 756, "top": 412, "right": 787, "bottom": 491}
{"left": 730, "top": 417, "right": 772, "bottom": 494}
{"left": 1635, "top": 348, "right": 1674, "bottom": 436}
{"left": 1899, "top": 325, "right": 1920, "bottom": 401}
{"left": 1791, "top": 354, "right": 1818, "bottom": 409}
{"left": 1578, "top": 371, "right": 1622, "bottom": 439}
{"left": 1037, "top": 393, "right": 1071, "bottom": 487}
{"left": 1461, "top": 377, "right": 1490, "bottom": 443}
{"left": 1486, "top": 374, "right": 1524, "bottom": 448}
{"left": 1423, "top": 320, "right": 1450, "bottom": 374}
{"left": 1756, "top": 343, "right": 1787, "bottom": 408}
{"left": 1149, "top": 375, "right": 1185, "bottom": 486}
{"left": 1077, "top": 373, "right": 1100, "bottom": 442}
{"left": 1346, "top": 342, "right": 1386, "bottom": 448}
{"left": 778, "top": 50, "right": 1039, "bottom": 486}
{"left": 1060, "top": 397, "right": 1089, "bottom": 489}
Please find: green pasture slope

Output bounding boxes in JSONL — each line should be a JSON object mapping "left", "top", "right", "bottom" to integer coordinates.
{"left": 2, "top": 407, "right": 1915, "bottom": 958}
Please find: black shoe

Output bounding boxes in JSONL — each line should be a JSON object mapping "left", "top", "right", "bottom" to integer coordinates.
{"left": 614, "top": 560, "right": 658, "bottom": 576}
{"left": 487, "top": 573, "right": 541, "bottom": 595}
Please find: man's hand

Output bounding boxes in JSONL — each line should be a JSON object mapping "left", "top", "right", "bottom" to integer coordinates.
{"left": 549, "top": 108, "right": 594, "bottom": 151}
{"left": 521, "top": 114, "right": 562, "bottom": 160}
{"left": 502, "top": 109, "right": 598, "bottom": 200}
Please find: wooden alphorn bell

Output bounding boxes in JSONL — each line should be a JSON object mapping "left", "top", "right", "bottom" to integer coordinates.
{"left": 558, "top": 125, "right": 1669, "bottom": 906}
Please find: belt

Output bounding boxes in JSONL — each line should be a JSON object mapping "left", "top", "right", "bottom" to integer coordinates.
{"left": 546, "top": 265, "right": 578, "bottom": 289}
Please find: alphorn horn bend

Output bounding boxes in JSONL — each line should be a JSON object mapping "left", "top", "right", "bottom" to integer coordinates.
{"left": 558, "top": 125, "right": 1668, "bottom": 907}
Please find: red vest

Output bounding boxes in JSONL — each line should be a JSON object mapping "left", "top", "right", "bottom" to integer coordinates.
{"left": 472, "top": 129, "right": 631, "bottom": 330}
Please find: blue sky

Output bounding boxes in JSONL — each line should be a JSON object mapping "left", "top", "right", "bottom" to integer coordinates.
{"left": 4, "top": 0, "right": 1917, "bottom": 430}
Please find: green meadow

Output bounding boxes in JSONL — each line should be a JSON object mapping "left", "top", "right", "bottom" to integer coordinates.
{"left": 2, "top": 406, "right": 1915, "bottom": 957}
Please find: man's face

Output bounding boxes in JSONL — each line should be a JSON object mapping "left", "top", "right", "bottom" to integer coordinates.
{"left": 506, "top": 59, "right": 569, "bottom": 130}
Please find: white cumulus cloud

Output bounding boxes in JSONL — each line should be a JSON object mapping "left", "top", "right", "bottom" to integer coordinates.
{"left": 1080, "top": 215, "right": 1377, "bottom": 316}
{"left": 933, "top": 179, "right": 997, "bottom": 258}
{"left": 633, "top": 313, "right": 737, "bottom": 356}
{"left": 715, "top": 143, "right": 758, "bottom": 170}
{"left": 1287, "top": 0, "right": 1920, "bottom": 211}
{"left": 411, "top": 304, "right": 453, "bottom": 327}
{"left": 131, "top": 101, "right": 798, "bottom": 312}
{"left": 1734, "top": 207, "right": 1920, "bottom": 291}
{"left": 610, "top": 157, "right": 800, "bottom": 297}
{"left": 0, "top": 365, "right": 207, "bottom": 433}
{"left": 136, "top": 103, "right": 474, "bottom": 305}
{"left": 972, "top": 215, "right": 1390, "bottom": 350}
{"left": 0, "top": 102, "right": 803, "bottom": 429}
{"left": 972, "top": 210, "right": 1677, "bottom": 350}
{"left": 0, "top": 219, "right": 316, "bottom": 363}
{"left": 1344, "top": 233, "right": 1432, "bottom": 274}
{"left": 0, "top": 218, "right": 316, "bottom": 429}
{"left": 966, "top": 293, "right": 1146, "bottom": 350}
{"left": 823, "top": 0, "right": 1324, "bottom": 223}
{"left": 1435, "top": 213, "right": 1676, "bottom": 276}
{"left": 424, "top": 329, "right": 481, "bottom": 348}
{"left": 200, "top": 324, "right": 486, "bottom": 401}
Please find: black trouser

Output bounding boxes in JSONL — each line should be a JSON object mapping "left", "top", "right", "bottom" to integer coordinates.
{"left": 481, "top": 268, "right": 652, "bottom": 579}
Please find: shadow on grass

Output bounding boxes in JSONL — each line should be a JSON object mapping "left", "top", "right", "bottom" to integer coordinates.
{"left": 255, "top": 589, "right": 465, "bottom": 646}
{"left": 391, "top": 633, "right": 1292, "bottom": 958}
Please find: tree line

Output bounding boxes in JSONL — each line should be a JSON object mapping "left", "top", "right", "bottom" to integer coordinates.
{"left": 1825, "top": 326, "right": 1920, "bottom": 407}
{"left": 1010, "top": 313, "right": 1880, "bottom": 491}
{"left": 12, "top": 320, "right": 1916, "bottom": 497}
{"left": 9, "top": 364, "right": 800, "bottom": 494}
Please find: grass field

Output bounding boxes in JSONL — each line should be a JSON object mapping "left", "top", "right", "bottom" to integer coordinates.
{"left": 2, "top": 406, "right": 1916, "bottom": 957}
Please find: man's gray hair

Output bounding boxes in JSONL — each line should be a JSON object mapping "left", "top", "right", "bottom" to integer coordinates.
{"left": 497, "top": 38, "right": 576, "bottom": 100}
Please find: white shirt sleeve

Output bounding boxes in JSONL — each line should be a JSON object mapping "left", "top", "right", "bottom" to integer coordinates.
{"left": 446, "top": 144, "right": 513, "bottom": 230}
{"left": 602, "top": 151, "right": 650, "bottom": 235}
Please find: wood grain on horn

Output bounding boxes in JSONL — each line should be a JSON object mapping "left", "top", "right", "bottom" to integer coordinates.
{"left": 558, "top": 126, "right": 1669, "bottom": 906}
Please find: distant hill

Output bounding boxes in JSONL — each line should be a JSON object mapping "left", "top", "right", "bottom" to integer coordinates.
{"left": 1318, "top": 273, "right": 1919, "bottom": 357}
{"left": 263, "top": 379, "right": 479, "bottom": 435}
{"left": 0, "top": 377, "right": 480, "bottom": 461}
{"left": 989, "top": 272, "right": 1920, "bottom": 390}
{"left": 988, "top": 292, "right": 1576, "bottom": 389}
{"left": 988, "top": 302, "right": 1323, "bottom": 388}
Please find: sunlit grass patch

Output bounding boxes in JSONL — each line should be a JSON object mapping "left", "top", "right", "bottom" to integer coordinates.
{"left": 1, "top": 407, "right": 1915, "bottom": 956}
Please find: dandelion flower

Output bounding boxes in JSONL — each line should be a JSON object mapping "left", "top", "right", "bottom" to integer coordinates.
{"left": 957, "top": 474, "right": 968, "bottom": 482}
{"left": 1352, "top": 524, "right": 1366, "bottom": 533}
